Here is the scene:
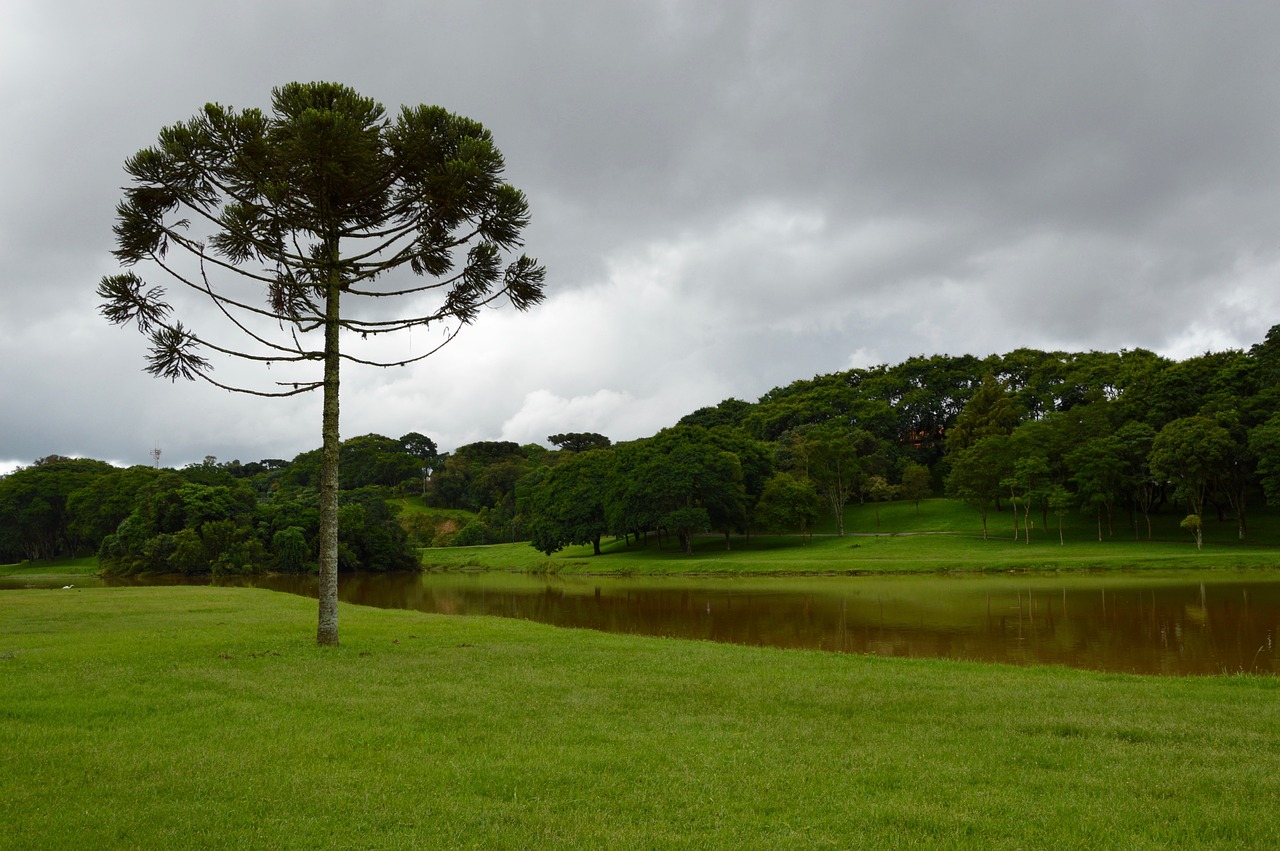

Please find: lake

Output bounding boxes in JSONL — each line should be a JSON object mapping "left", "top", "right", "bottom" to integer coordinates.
{"left": 25, "top": 568, "right": 1272, "bottom": 675}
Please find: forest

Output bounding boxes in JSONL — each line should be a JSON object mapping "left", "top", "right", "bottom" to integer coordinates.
{"left": 5, "top": 326, "right": 1280, "bottom": 570}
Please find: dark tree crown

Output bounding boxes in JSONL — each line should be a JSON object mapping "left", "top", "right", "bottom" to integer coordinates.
{"left": 99, "top": 81, "right": 546, "bottom": 395}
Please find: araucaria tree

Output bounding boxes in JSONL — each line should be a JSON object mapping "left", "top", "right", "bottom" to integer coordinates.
{"left": 98, "top": 82, "right": 546, "bottom": 645}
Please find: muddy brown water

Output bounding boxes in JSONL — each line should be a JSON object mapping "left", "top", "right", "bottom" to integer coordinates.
{"left": 10, "top": 569, "right": 1279, "bottom": 675}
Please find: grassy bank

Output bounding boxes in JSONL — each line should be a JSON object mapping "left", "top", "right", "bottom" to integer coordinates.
{"left": 420, "top": 498, "right": 1280, "bottom": 575}
{"left": 0, "top": 554, "right": 100, "bottom": 580}
{"left": 422, "top": 532, "right": 1280, "bottom": 578}
{"left": 2, "top": 586, "right": 1278, "bottom": 848}
{"left": 422, "top": 532, "right": 1280, "bottom": 576}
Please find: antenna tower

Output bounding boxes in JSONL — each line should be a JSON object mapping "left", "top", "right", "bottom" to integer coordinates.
{"left": 150, "top": 444, "right": 162, "bottom": 468}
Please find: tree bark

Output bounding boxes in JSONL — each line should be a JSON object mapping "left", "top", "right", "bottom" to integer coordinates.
{"left": 316, "top": 268, "right": 342, "bottom": 647}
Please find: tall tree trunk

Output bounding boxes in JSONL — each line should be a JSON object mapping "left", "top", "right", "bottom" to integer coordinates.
{"left": 316, "top": 272, "right": 342, "bottom": 647}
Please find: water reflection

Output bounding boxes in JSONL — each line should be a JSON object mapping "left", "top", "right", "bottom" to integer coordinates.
{"left": 81, "top": 570, "right": 1280, "bottom": 675}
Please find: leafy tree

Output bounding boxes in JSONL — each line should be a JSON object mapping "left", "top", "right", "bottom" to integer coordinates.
{"left": 898, "top": 462, "right": 932, "bottom": 515}
{"left": 945, "top": 435, "right": 1011, "bottom": 540}
{"left": 1249, "top": 413, "right": 1280, "bottom": 506}
{"left": 429, "top": 441, "right": 530, "bottom": 511}
{"left": 98, "top": 82, "right": 545, "bottom": 644}
{"left": 1066, "top": 435, "right": 1126, "bottom": 541}
{"left": 522, "top": 449, "right": 615, "bottom": 555}
{"left": 342, "top": 434, "right": 423, "bottom": 489}
{"left": 754, "top": 472, "right": 822, "bottom": 541}
{"left": 97, "top": 475, "right": 272, "bottom": 575}
{"left": 333, "top": 489, "right": 418, "bottom": 572}
{"left": 678, "top": 398, "right": 754, "bottom": 430}
{"left": 1114, "top": 421, "right": 1158, "bottom": 540}
{"left": 1208, "top": 411, "right": 1253, "bottom": 541}
{"left": 1148, "top": 416, "right": 1233, "bottom": 534}
{"left": 804, "top": 426, "right": 877, "bottom": 536}
{"left": 1180, "top": 513, "right": 1204, "bottom": 550}
{"left": 865, "top": 475, "right": 896, "bottom": 528}
{"left": 986, "top": 348, "right": 1061, "bottom": 418}
{"left": 863, "top": 353, "right": 983, "bottom": 468}
{"left": 1047, "top": 485, "right": 1073, "bottom": 546}
{"left": 180, "top": 457, "right": 238, "bottom": 486}
{"left": 1003, "top": 454, "right": 1050, "bottom": 543}
{"left": 607, "top": 427, "right": 744, "bottom": 554}
{"left": 1011, "top": 403, "right": 1113, "bottom": 487}
{"left": 398, "top": 432, "right": 438, "bottom": 461}
{"left": 287, "top": 434, "right": 422, "bottom": 490}
{"left": 946, "top": 374, "right": 1020, "bottom": 454}
{"left": 272, "top": 526, "right": 311, "bottom": 572}
{"left": 65, "top": 466, "right": 162, "bottom": 550}
{"left": 448, "top": 513, "right": 497, "bottom": 547}
{"left": 743, "top": 372, "right": 862, "bottom": 441}
{"left": 1144, "top": 350, "right": 1255, "bottom": 429}
{"left": 396, "top": 432, "right": 439, "bottom": 495}
{"left": 0, "top": 457, "right": 116, "bottom": 561}
{"left": 701, "top": 426, "right": 773, "bottom": 536}
{"left": 547, "top": 433, "right": 612, "bottom": 453}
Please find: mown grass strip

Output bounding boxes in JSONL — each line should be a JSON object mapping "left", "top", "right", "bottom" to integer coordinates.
{"left": 2, "top": 586, "right": 1277, "bottom": 848}
{"left": 423, "top": 530, "right": 1280, "bottom": 575}
{"left": 421, "top": 498, "right": 1280, "bottom": 575}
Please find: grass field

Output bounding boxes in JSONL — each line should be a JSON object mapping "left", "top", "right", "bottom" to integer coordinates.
{"left": 2, "top": 586, "right": 1277, "bottom": 848}
{"left": 420, "top": 499, "right": 1280, "bottom": 575}
{"left": 0, "top": 554, "right": 100, "bottom": 579}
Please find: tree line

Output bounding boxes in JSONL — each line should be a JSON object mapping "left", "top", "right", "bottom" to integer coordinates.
{"left": 0, "top": 433, "right": 437, "bottom": 571}
{"left": 519, "top": 327, "right": 1280, "bottom": 554}
{"left": 7, "top": 328, "right": 1280, "bottom": 567}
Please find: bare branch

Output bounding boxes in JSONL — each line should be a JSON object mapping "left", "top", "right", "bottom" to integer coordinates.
{"left": 193, "top": 255, "right": 318, "bottom": 359}
{"left": 344, "top": 267, "right": 467, "bottom": 298}
{"left": 147, "top": 250, "right": 318, "bottom": 330}
{"left": 339, "top": 324, "right": 462, "bottom": 367}
{"left": 196, "top": 372, "right": 323, "bottom": 397}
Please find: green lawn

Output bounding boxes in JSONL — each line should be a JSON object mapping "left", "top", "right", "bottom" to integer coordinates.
{"left": 422, "top": 498, "right": 1280, "bottom": 575}
{"left": 2, "top": 586, "right": 1277, "bottom": 848}
{"left": 0, "top": 554, "right": 100, "bottom": 579}
{"left": 393, "top": 495, "right": 475, "bottom": 521}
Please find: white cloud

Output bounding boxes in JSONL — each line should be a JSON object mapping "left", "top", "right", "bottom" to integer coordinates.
{"left": 845, "top": 348, "right": 884, "bottom": 371}
{"left": 500, "top": 388, "right": 634, "bottom": 445}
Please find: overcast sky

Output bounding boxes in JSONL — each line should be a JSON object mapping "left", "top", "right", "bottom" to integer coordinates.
{"left": 4, "top": 1, "right": 1280, "bottom": 473}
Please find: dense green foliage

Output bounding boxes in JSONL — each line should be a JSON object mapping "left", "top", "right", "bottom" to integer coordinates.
{"left": 519, "top": 327, "right": 1280, "bottom": 555}
{"left": 0, "top": 457, "right": 121, "bottom": 562}
{"left": 0, "top": 440, "right": 428, "bottom": 573}
{"left": 9, "top": 328, "right": 1280, "bottom": 569}
{"left": 3, "top": 587, "right": 1278, "bottom": 847}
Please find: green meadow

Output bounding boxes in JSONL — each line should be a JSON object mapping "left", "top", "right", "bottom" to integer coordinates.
{"left": 0, "top": 554, "right": 100, "bottom": 582}
{"left": 421, "top": 498, "right": 1280, "bottom": 575}
{"left": 4, "top": 497, "right": 1279, "bottom": 845}
{"left": 2, "top": 586, "right": 1278, "bottom": 849}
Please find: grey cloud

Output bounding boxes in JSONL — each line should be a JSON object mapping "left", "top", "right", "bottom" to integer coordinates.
{"left": 3, "top": 1, "right": 1279, "bottom": 467}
